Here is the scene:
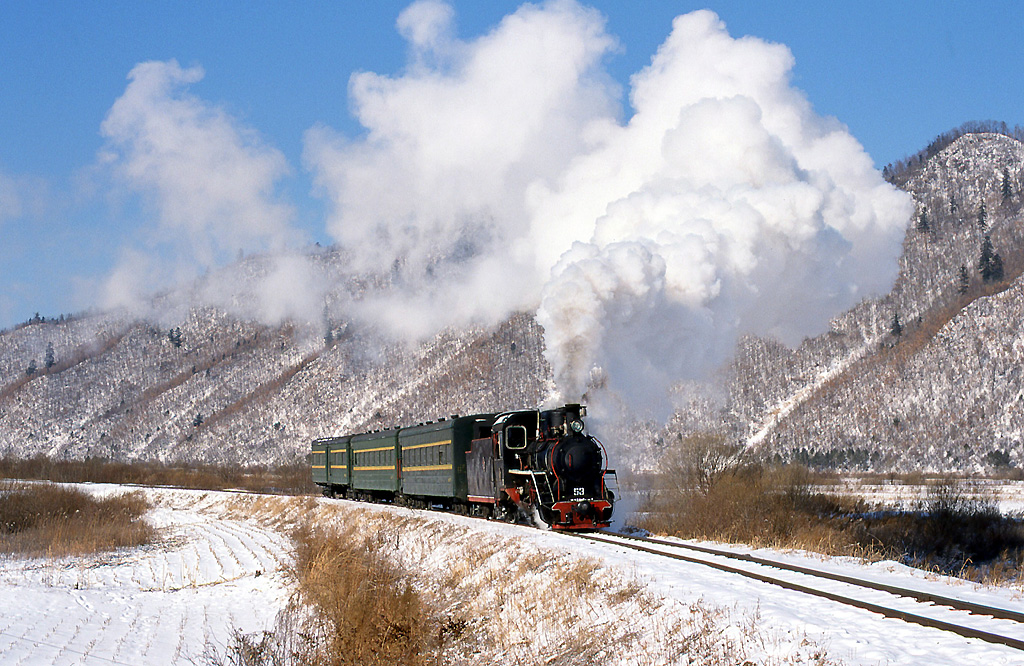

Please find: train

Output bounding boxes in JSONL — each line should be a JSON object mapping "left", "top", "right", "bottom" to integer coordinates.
{"left": 311, "top": 404, "right": 616, "bottom": 530}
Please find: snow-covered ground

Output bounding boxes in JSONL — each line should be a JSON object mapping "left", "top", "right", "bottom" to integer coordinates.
{"left": 0, "top": 486, "right": 292, "bottom": 665}
{"left": 1, "top": 484, "right": 1022, "bottom": 664}
{"left": 838, "top": 478, "right": 1024, "bottom": 514}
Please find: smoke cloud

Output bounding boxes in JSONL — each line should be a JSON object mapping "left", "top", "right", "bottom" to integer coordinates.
{"left": 84, "top": 3, "right": 912, "bottom": 419}
{"left": 305, "top": 0, "right": 620, "bottom": 337}
{"left": 98, "top": 59, "right": 305, "bottom": 322}
{"left": 309, "top": 3, "right": 913, "bottom": 415}
{"left": 534, "top": 11, "right": 915, "bottom": 413}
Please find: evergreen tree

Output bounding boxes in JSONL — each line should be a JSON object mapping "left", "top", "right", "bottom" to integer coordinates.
{"left": 890, "top": 312, "right": 903, "bottom": 337}
{"left": 44, "top": 343, "right": 55, "bottom": 369}
{"left": 322, "top": 305, "right": 333, "bottom": 347}
{"left": 978, "top": 234, "right": 1004, "bottom": 282}
{"left": 957, "top": 265, "right": 970, "bottom": 294}
{"left": 168, "top": 327, "right": 183, "bottom": 348}
{"left": 25, "top": 359, "right": 37, "bottom": 376}
{"left": 990, "top": 252, "right": 1005, "bottom": 282}
{"left": 949, "top": 192, "right": 958, "bottom": 215}
{"left": 1002, "top": 167, "right": 1014, "bottom": 200}
{"left": 916, "top": 209, "right": 930, "bottom": 232}
{"left": 978, "top": 235, "right": 994, "bottom": 278}
{"left": 193, "top": 412, "right": 204, "bottom": 427}
{"left": 978, "top": 201, "right": 988, "bottom": 231}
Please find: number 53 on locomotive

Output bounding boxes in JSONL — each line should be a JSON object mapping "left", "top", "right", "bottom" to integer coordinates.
{"left": 311, "top": 404, "right": 616, "bottom": 530}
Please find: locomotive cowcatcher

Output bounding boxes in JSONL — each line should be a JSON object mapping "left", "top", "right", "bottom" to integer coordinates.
{"left": 311, "top": 404, "right": 616, "bottom": 531}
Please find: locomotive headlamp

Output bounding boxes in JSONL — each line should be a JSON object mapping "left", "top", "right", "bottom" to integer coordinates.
{"left": 569, "top": 419, "right": 584, "bottom": 433}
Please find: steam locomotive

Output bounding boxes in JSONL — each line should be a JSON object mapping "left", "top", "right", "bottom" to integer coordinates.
{"left": 311, "top": 404, "right": 615, "bottom": 530}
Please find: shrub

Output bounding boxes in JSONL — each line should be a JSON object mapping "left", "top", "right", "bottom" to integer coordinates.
{"left": 640, "top": 443, "right": 1024, "bottom": 579}
{"left": 0, "top": 455, "right": 315, "bottom": 495}
{"left": 0, "top": 481, "right": 152, "bottom": 557}
{"left": 641, "top": 433, "right": 862, "bottom": 549}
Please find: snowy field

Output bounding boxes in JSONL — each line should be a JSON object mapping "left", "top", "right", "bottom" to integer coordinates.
{"left": 0, "top": 486, "right": 292, "bottom": 665}
{"left": 0, "top": 484, "right": 1022, "bottom": 664}
{"left": 841, "top": 478, "right": 1024, "bottom": 515}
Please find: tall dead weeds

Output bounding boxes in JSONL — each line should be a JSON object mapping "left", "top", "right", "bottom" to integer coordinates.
{"left": 0, "top": 481, "right": 152, "bottom": 557}
{"left": 640, "top": 433, "right": 1024, "bottom": 581}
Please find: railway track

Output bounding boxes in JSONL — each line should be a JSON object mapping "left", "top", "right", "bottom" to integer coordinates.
{"left": 568, "top": 531, "right": 1024, "bottom": 653}
{"left": 41, "top": 480, "right": 1024, "bottom": 654}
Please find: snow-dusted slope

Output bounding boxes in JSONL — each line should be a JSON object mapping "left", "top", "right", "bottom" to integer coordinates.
{"left": 0, "top": 303, "right": 550, "bottom": 465}
{"left": 2, "top": 131, "right": 1023, "bottom": 473}
{"left": 725, "top": 132, "right": 1024, "bottom": 471}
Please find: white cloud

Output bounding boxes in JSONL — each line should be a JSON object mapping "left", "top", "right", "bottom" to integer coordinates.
{"left": 397, "top": 0, "right": 456, "bottom": 57}
{"left": 98, "top": 59, "right": 308, "bottom": 319}
{"left": 0, "top": 170, "right": 49, "bottom": 226}
{"left": 0, "top": 172, "right": 24, "bottom": 224}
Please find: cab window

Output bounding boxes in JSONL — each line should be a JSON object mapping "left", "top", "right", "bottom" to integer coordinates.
{"left": 506, "top": 425, "right": 528, "bottom": 450}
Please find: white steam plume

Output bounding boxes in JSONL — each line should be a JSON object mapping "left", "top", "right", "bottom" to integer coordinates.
{"left": 305, "top": 0, "right": 619, "bottom": 338}
{"left": 98, "top": 59, "right": 309, "bottom": 323}
{"left": 309, "top": 2, "right": 913, "bottom": 416}
{"left": 534, "top": 10, "right": 914, "bottom": 414}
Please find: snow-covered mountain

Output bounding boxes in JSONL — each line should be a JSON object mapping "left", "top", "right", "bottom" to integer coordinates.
{"left": 3, "top": 130, "right": 1023, "bottom": 473}
{"left": 729, "top": 131, "right": 1024, "bottom": 472}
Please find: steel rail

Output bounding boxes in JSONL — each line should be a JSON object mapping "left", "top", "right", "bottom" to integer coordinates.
{"left": 570, "top": 532, "right": 1024, "bottom": 653}
{"left": 623, "top": 532, "right": 1024, "bottom": 624}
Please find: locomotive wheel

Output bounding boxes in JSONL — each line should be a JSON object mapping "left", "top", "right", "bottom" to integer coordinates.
{"left": 497, "top": 502, "right": 517, "bottom": 523}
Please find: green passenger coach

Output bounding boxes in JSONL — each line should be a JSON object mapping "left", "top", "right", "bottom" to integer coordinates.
{"left": 311, "top": 439, "right": 328, "bottom": 487}
{"left": 312, "top": 436, "right": 352, "bottom": 489}
{"left": 399, "top": 415, "right": 495, "bottom": 505}
{"left": 311, "top": 415, "right": 494, "bottom": 507}
{"left": 350, "top": 429, "right": 400, "bottom": 497}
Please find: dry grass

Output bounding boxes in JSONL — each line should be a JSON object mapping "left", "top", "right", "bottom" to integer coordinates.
{"left": 193, "top": 493, "right": 837, "bottom": 665}
{"left": 0, "top": 481, "right": 152, "bottom": 557}
{"left": 0, "top": 455, "right": 314, "bottom": 495}
{"left": 640, "top": 434, "right": 1024, "bottom": 580}
{"left": 202, "top": 513, "right": 444, "bottom": 666}
{"left": 287, "top": 520, "right": 432, "bottom": 666}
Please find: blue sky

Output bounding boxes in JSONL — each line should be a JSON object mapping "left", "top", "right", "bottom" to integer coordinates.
{"left": 1, "top": 0, "right": 1022, "bottom": 329}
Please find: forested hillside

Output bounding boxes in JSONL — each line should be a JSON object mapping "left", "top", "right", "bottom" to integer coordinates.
{"left": 2, "top": 128, "right": 1023, "bottom": 473}
{"left": 727, "top": 130, "right": 1024, "bottom": 472}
